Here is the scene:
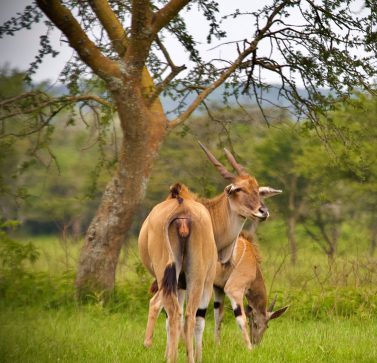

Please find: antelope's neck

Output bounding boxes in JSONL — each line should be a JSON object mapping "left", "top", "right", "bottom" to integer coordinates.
{"left": 246, "top": 265, "right": 268, "bottom": 315}
{"left": 202, "top": 193, "right": 246, "bottom": 251}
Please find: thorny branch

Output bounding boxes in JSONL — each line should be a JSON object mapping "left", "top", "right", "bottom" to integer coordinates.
{"left": 169, "top": 0, "right": 292, "bottom": 129}
{"left": 36, "top": 0, "right": 120, "bottom": 80}
{"left": 0, "top": 92, "right": 113, "bottom": 123}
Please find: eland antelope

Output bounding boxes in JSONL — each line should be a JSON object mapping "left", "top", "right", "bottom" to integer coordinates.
{"left": 138, "top": 185, "right": 217, "bottom": 363}
{"left": 213, "top": 231, "right": 289, "bottom": 349}
{"left": 142, "top": 143, "right": 281, "bottom": 358}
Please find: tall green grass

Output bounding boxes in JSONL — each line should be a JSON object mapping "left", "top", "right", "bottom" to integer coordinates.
{"left": 1, "top": 306, "right": 376, "bottom": 363}
{"left": 0, "top": 230, "right": 376, "bottom": 362}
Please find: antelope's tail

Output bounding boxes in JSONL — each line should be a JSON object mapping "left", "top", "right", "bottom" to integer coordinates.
{"left": 161, "top": 198, "right": 191, "bottom": 296}
{"left": 162, "top": 262, "right": 177, "bottom": 296}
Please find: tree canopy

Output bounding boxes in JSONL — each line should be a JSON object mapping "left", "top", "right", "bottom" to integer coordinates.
{"left": 1, "top": 1, "right": 376, "bottom": 125}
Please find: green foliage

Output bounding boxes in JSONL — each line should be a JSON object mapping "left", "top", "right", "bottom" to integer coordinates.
{"left": 0, "top": 226, "right": 76, "bottom": 308}
{"left": 1, "top": 233, "right": 376, "bottom": 317}
{"left": 0, "top": 69, "right": 117, "bottom": 236}
{"left": 2, "top": 88, "right": 377, "bottom": 263}
{"left": 0, "top": 220, "right": 40, "bottom": 302}
{"left": 0, "top": 66, "right": 26, "bottom": 99}
{"left": 0, "top": 222, "right": 39, "bottom": 270}
{"left": 2, "top": 0, "right": 377, "bottom": 130}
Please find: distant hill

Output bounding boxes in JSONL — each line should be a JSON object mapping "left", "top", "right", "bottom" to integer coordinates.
{"left": 161, "top": 84, "right": 330, "bottom": 117}
{"left": 47, "top": 82, "right": 329, "bottom": 117}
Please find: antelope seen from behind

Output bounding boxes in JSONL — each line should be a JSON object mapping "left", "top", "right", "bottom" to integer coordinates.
{"left": 213, "top": 232, "right": 288, "bottom": 349}
{"left": 138, "top": 187, "right": 217, "bottom": 363}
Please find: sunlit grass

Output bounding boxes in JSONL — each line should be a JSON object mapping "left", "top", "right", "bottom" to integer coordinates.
{"left": 0, "top": 306, "right": 376, "bottom": 363}
{"left": 1, "top": 233, "right": 375, "bottom": 362}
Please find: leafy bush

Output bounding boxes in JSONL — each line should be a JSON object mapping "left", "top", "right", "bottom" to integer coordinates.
{"left": 0, "top": 221, "right": 38, "bottom": 302}
{"left": 0, "top": 221, "right": 39, "bottom": 269}
{"left": 0, "top": 221, "right": 75, "bottom": 306}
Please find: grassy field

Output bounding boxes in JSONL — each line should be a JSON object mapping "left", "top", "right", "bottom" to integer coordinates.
{"left": 0, "top": 230, "right": 376, "bottom": 362}
{"left": 1, "top": 306, "right": 376, "bottom": 363}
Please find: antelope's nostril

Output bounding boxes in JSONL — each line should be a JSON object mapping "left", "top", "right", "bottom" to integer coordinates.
{"left": 259, "top": 206, "right": 268, "bottom": 216}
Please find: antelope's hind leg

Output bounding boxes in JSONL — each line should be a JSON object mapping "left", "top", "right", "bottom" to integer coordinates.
{"left": 162, "top": 292, "right": 181, "bottom": 363}
{"left": 178, "top": 287, "right": 186, "bottom": 342}
{"left": 184, "top": 282, "right": 203, "bottom": 363}
{"left": 144, "top": 289, "right": 163, "bottom": 348}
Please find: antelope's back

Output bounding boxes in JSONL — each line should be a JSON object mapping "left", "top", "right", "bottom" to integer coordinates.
{"left": 139, "top": 197, "right": 216, "bottom": 275}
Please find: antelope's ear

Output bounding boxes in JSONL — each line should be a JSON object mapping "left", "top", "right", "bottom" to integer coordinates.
{"left": 268, "top": 306, "right": 289, "bottom": 320}
{"left": 225, "top": 184, "right": 242, "bottom": 195}
{"left": 259, "top": 186, "right": 282, "bottom": 199}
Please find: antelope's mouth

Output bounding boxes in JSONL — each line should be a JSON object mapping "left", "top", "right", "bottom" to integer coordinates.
{"left": 238, "top": 211, "right": 269, "bottom": 221}
{"left": 239, "top": 207, "right": 269, "bottom": 221}
{"left": 251, "top": 212, "right": 269, "bottom": 221}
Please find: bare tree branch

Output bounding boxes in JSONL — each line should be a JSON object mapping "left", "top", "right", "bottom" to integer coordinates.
{"left": 36, "top": 0, "right": 120, "bottom": 80}
{"left": 146, "top": 36, "right": 187, "bottom": 103}
{"left": 0, "top": 93, "right": 113, "bottom": 122}
{"left": 155, "top": 35, "right": 179, "bottom": 70}
{"left": 88, "top": 0, "right": 129, "bottom": 57}
{"left": 153, "top": 0, "right": 191, "bottom": 33}
{"left": 169, "top": 0, "right": 292, "bottom": 128}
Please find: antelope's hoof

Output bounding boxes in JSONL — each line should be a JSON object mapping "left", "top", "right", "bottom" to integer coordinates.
{"left": 144, "top": 339, "right": 153, "bottom": 348}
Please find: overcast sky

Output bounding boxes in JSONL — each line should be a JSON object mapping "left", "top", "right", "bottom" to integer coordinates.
{"left": 0, "top": 1, "right": 368, "bottom": 86}
{"left": 0, "top": 0, "right": 288, "bottom": 85}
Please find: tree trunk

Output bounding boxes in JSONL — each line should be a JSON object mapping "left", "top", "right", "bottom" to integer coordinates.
{"left": 287, "top": 215, "right": 297, "bottom": 265}
{"left": 75, "top": 85, "right": 167, "bottom": 300}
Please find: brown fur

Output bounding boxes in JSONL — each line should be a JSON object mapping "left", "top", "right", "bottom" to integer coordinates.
{"left": 167, "top": 182, "right": 198, "bottom": 201}
{"left": 139, "top": 194, "right": 217, "bottom": 363}
{"left": 239, "top": 231, "right": 262, "bottom": 264}
{"left": 141, "top": 145, "right": 282, "bottom": 358}
{"left": 167, "top": 182, "right": 265, "bottom": 262}
{"left": 213, "top": 232, "right": 288, "bottom": 348}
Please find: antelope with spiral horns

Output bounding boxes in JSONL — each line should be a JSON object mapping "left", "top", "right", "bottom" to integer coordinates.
{"left": 138, "top": 183, "right": 217, "bottom": 363}
{"left": 142, "top": 142, "right": 282, "bottom": 359}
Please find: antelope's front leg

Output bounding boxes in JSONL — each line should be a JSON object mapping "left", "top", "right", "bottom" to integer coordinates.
{"left": 224, "top": 286, "right": 252, "bottom": 350}
{"left": 213, "top": 286, "right": 225, "bottom": 344}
